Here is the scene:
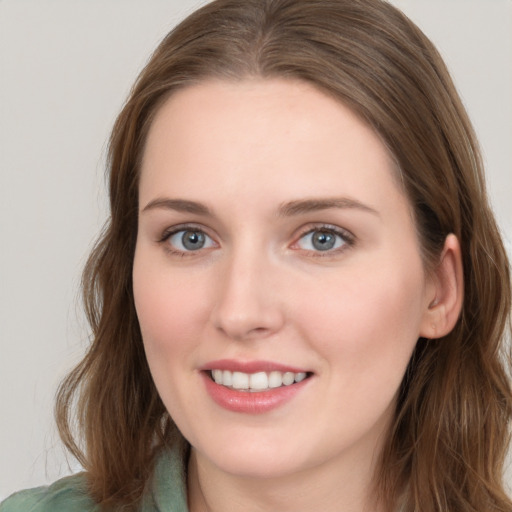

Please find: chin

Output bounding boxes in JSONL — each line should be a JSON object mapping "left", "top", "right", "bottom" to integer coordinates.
{"left": 205, "top": 447, "right": 307, "bottom": 479}
{"left": 189, "top": 429, "right": 314, "bottom": 479}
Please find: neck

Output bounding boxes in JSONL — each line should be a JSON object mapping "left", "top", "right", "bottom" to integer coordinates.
{"left": 187, "top": 446, "right": 383, "bottom": 512}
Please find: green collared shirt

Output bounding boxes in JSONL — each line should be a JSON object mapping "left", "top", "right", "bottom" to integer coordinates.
{"left": 0, "top": 447, "right": 188, "bottom": 512}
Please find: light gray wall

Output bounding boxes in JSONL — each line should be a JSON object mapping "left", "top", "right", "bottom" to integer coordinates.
{"left": 1, "top": 0, "right": 511, "bottom": 500}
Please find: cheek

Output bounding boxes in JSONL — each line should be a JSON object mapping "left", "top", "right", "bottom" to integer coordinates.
{"left": 132, "top": 255, "right": 209, "bottom": 361}
{"left": 295, "top": 261, "right": 426, "bottom": 381}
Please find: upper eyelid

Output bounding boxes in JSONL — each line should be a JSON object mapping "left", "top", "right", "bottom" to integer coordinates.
{"left": 157, "top": 222, "right": 355, "bottom": 249}
{"left": 294, "top": 223, "right": 354, "bottom": 241}
{"left": 159, "top": 225, "right": 217, "bottom": 256}
{"left": 159, "top": 223, "right": 214, "bottom": 241}
{"left": 290, "top": 224, "right": 355, "bottom": 255}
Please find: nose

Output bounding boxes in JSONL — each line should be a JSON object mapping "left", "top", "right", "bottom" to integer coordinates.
{"left": 210, "top": 249, "right": 285, "bottom": 341}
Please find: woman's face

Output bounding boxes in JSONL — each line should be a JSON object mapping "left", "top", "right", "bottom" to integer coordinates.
{"left": 133, "top": 79, "right": 436, "bottom": 480}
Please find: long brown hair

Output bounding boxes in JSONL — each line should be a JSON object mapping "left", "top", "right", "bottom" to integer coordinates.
{"left": 55, "top": 0, "right": 512, "bottom": 510}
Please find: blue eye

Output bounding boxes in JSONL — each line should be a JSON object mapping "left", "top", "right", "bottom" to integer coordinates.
{"left": 296, "top": 228, "right": 348, "bottom": 252}
{"left": 166, "top": 229, "right": 215, "bottom": 252}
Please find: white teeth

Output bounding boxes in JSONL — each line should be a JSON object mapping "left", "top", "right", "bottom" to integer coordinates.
{"left": 268, "top": 371, "right": 283, "bottom": 388}
{"left": 282, "top": 372, "right": 295, "bottom": 386}
{"left": 232, "top": 371, "right": 249, "bottom": 390}
{"left": 294, "top": 372, "right": 306, "bottom": 382}
{"left": 222, "top": 370, "right": 232, "bottom": 386}
{"left": 249, "top": 372, "right": 268, "bottom": 390}
{"left": 212, "top": 369, "right": 222, "bottom": 384}
{"left": 210, "top": 369, "right": 309, "bottom": 391}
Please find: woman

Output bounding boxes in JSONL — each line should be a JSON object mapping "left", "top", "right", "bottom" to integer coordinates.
{"left": 2, "top": 0, "right": 511, "bottom": 511}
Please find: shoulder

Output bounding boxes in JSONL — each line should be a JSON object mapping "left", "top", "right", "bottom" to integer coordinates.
{"left": 0, "top": 473, "right": 99, "bottom": 512}
{"left": 1, "top": 442, "right": 188, "bottom": 512}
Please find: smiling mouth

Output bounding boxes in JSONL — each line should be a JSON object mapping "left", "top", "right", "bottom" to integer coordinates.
{"left": 208, "top": 369, "right": 312, "bottom": 392}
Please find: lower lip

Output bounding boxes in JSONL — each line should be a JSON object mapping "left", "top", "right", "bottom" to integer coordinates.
{"left": 201, "top": 372, "right": 311, "bottom": 414}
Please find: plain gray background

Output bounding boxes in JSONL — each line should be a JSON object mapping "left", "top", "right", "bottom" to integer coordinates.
{"left": 1, "top": 0, "right": 511, "bottom": 500}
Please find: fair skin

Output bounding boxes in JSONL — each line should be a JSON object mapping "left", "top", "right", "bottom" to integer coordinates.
{"left": 133, "top": 79, "right": 463, "bottom": 512}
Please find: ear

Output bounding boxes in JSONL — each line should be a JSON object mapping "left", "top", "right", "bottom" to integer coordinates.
{"left": 420, "top": 234, "right": 464, "bottom": 339}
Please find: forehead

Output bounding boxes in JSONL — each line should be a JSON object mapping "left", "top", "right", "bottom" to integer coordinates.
{"left": 143, "top": 79, "right": 388, "bottom": 159}
{"left": 139, "top": 78, "right": 408, "bottom": 220}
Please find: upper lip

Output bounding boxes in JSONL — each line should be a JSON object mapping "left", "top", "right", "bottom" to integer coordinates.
{"left": 199, "top": 359, "right": 310, "bottom": 374}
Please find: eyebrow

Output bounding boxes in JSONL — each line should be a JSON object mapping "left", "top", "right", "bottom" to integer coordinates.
{"left": 141, "top": 196, "right": 379, "bottom": 217}
{"left": 278, "top": 197, "right": 379, "bottom": 217}
{"left": 141, "top": 198, "right": 212, "bottom": 216}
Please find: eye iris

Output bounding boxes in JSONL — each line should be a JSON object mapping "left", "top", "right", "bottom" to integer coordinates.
{"left": 182, "top": 231, "right": 205, "bottom": 250}
{"left": 312, "top": 231, "right": 336, "bottom": 251}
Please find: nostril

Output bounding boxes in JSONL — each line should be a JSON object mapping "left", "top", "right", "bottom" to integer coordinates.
{"left": 213, "top": 313, "right": 283, "bottom": 341}
{"left": 250, "top": 327, "right": 268, "bottom": 334}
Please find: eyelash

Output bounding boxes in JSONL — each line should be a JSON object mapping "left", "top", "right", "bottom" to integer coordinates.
{"left": 292, "top": 224, "right": 355, "bottom": 257}
{"left": 157, "top": 223, "right": 355, "bottom": 257}
{"left": 158, "top": 224, "right": 216, "bottom": 257}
